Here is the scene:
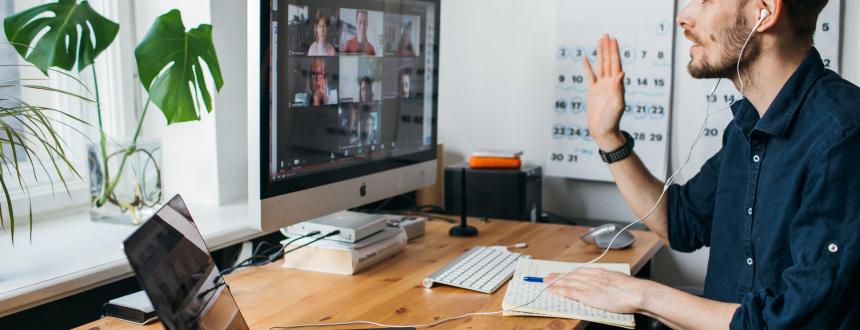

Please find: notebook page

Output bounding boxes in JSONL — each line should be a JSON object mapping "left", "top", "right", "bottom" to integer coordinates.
{"left": 502, "top": 259, "right": 635, "bottom": 328}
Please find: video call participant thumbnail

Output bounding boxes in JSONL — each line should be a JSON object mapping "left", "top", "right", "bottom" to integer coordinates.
{"left": 339, "top": 57, "right": 382, "bottom": 103}
{"left": 398, "top": 69, "right": 414, "bottom": 99}
{"left": 341, "top": 9, "right": 382, "bottom": 55}
{"left": 360, "top": 77, "right": 375, "bottom": 102}
{"left": 308, "top": 9, "right": 337, "bottom": 56}
{"left": 307, "top": 58, "right": 337, "bottom": 106}
{"left": 382, "top": 58, "right": 424, "bottom": 100}
{"left": 383, "top": 13, "right": 421, "bottom": 57}
{"left": 340, "top": 103, "right": 380, "bottom": 148}
{"left": 286, "top": 57, "right": 339, "bottom": 107}
{"left": 283, "top": 4, "right": 310, "bottom": 56}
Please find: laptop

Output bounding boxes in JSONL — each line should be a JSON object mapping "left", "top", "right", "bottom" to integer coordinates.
{"left": 123, "top": 195, "right": 249, "bottom": 330}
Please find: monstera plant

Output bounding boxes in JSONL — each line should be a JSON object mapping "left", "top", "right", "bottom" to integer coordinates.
{"left": 4, "top": 0, "right": 223, "bottom": 230}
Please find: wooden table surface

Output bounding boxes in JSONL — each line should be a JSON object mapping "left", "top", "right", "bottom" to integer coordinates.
{"left": 76, "top": 218, "right": 663, "bottom": 330}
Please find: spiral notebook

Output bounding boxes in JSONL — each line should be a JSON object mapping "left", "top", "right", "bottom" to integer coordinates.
{"left": 501, "top": 259, "right": 635, "bottom": 329}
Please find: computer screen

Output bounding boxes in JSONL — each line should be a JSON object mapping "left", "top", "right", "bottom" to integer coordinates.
{"left": 261, "top": 0, "right": 438, "bottom": 199}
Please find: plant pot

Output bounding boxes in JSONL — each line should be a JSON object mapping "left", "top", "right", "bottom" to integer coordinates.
{"left": 88, "top": 140, "right": 163, "bottom": 225}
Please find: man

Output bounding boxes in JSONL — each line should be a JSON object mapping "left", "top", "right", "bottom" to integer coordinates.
{"left": 343, "top": 10, "right": 376, "bottom": 55}
{"left": 359, "top": 77, "right": 374, "bottom": 102}
{"left": 363, "top": 112, "right": 378, "bottom": 146}
{"left": 348, "top": 104, "right": 361, "bottom": 144}
{"left": 399, "top": 70, "right": 412, "bottom": 99}
{"left": 546, "top": 0, "right": 860, "bottom": 328}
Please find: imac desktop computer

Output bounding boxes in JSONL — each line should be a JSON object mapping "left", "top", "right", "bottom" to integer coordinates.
{"left": 252, "top": 0, "right": 440, "bottom": 232}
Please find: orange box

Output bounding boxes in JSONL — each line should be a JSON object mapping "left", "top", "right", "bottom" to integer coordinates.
{"left": 468, "top": 156, "right": 521, "bottom": 169}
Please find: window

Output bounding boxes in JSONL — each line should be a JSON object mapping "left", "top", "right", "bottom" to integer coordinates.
{"left": 0, "top": 0, "right": 139, "bottom": 217}
{"left": 0, "top": 0, "right": 26, "bottom": 163}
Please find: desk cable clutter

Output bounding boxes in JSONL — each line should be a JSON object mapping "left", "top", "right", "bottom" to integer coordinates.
{"left": 270, "top": 10, "right": 761, "bottom": 329}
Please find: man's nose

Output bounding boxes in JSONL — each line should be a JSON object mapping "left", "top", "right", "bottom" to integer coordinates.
{"left": 676, "top": 1, "right": 696, "bottom": 30}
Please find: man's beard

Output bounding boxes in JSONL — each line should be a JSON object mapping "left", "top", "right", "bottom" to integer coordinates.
{"left": 688, "top": 15, "right": 761, "bottom": 79}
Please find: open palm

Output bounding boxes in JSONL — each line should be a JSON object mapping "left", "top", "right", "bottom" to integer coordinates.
{"left": 583, "top": 34, "right": 626, "bottom": 147}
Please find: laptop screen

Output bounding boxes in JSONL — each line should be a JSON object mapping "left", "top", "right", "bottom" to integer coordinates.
{"left": 123, "top": 195, "right": 249, "bottom": 330}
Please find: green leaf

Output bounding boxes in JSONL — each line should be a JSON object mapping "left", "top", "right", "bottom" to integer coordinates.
{"left": 3, "top": 0, "right": 119, "bottom": 74}
{"left": 135, "top": 9, "right": 223, "bottom": 124}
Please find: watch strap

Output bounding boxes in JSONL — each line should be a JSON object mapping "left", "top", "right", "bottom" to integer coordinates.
{"left": 599, "top": 131, "right": 635, "bottom": 164}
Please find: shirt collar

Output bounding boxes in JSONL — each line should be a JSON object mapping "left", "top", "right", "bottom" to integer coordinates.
{"left": 730, "top": 48, "right": 826, "bottom": 137}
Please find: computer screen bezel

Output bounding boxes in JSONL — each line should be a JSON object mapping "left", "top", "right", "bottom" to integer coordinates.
{"left": 259, "top": 0, "right": 440, "bottom": 200}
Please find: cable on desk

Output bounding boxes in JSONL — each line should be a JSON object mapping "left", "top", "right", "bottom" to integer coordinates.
{"left": 220, "top": 231, "right": 322, "bottom": 275}
{"left": 268, "top": 310, "right": 502, "bottom": 329}
{"left": 283, "top": 230, "right": 340, "bottom": 254}
{"left": 263, "top": 230, "right": 323, "bottom": 263}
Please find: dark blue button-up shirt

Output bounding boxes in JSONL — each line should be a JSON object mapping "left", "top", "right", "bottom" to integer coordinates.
{"left": 666, "top": 48, "right": 860, "bottom": 329}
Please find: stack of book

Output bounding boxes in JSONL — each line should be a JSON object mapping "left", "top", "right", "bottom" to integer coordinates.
{"left": 469, "top": 150, "right": 523, "bottom": 169}
{"left": 281, "top": 227, "right": 407, "bottom": 275}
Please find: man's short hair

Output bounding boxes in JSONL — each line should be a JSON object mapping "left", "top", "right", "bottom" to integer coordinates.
{"left": 781, "top": 0, "right": 829, "bottom": 42}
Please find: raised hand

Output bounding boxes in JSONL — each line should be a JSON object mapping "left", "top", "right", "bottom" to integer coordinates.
{"left": 583, "top": 34, "right": 627, "bottom": 151}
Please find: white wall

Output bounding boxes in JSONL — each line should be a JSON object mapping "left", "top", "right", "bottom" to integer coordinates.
{"left": 439, "top": 0, "right": 860, "bottom": 289}
{"left": 132, "top": 0, "right": 247, "bottom": 206}
{"left": 211, "top": 0, "right": 249, "bottom": 204}
{"left": 438, "top": 0, "right": 554, "bottom": 164}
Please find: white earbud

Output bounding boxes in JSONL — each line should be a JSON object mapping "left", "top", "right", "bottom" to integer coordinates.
{"left": 735, "top": 8, "right": 770, "bottom": 94}
{"left": 759, "top": 9, "right": 770, "bottom": 22}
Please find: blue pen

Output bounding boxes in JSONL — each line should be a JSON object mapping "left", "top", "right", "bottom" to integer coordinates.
{"left": 522, "top": 276, "right": 544, "bottom": 283}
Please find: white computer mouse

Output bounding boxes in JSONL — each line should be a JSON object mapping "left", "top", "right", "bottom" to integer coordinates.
{"left": 580, "top": 224, "right": 635, "bottom": 249}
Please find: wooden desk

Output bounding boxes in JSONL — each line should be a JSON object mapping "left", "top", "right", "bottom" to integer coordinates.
{"left": 76, "top": 219, "right": 662, "bottom": 330}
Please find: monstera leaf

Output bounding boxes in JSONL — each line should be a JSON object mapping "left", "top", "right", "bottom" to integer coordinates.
{"left": 3, "top": 0, "right": 119, "bottom": 74}
{"left": 135, "top": 9, "right": 223, "bottom": 124}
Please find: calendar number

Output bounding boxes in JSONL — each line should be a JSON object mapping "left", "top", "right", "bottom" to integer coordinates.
{"left": 704, "top": 128, "right": 720, "bottom": 137}
{"left": 550, "top": 153, "right": 579, "bottom": 163}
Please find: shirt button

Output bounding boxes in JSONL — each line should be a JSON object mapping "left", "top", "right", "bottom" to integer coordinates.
{"left": 747, "top": 208, "right": 753, "bottom": 216}
{"left": 829, "top": 243, "right": 839, "bottom": 253}
{"left": 753, "top": 155, "right": 761, "bottom": 162}
{"left": 746, "top": 257, "right": 754, "bottom": 266}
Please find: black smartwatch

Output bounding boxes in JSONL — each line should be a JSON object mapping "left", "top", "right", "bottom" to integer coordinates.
{"left": 599, "top": 131, "right": 635, "bottom": 164}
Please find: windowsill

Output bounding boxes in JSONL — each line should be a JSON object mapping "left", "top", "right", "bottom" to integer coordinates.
{"left": 0, "top": 201, "right": 262, "bottom": 317}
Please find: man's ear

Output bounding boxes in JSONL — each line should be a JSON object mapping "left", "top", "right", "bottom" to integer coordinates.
{"left": 756, "top": 0, "right": 782, "bottom": 32}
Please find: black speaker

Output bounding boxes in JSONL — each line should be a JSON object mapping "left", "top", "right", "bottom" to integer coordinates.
{"left": 444, "top": 164, "right": 542, "bottom": 221}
